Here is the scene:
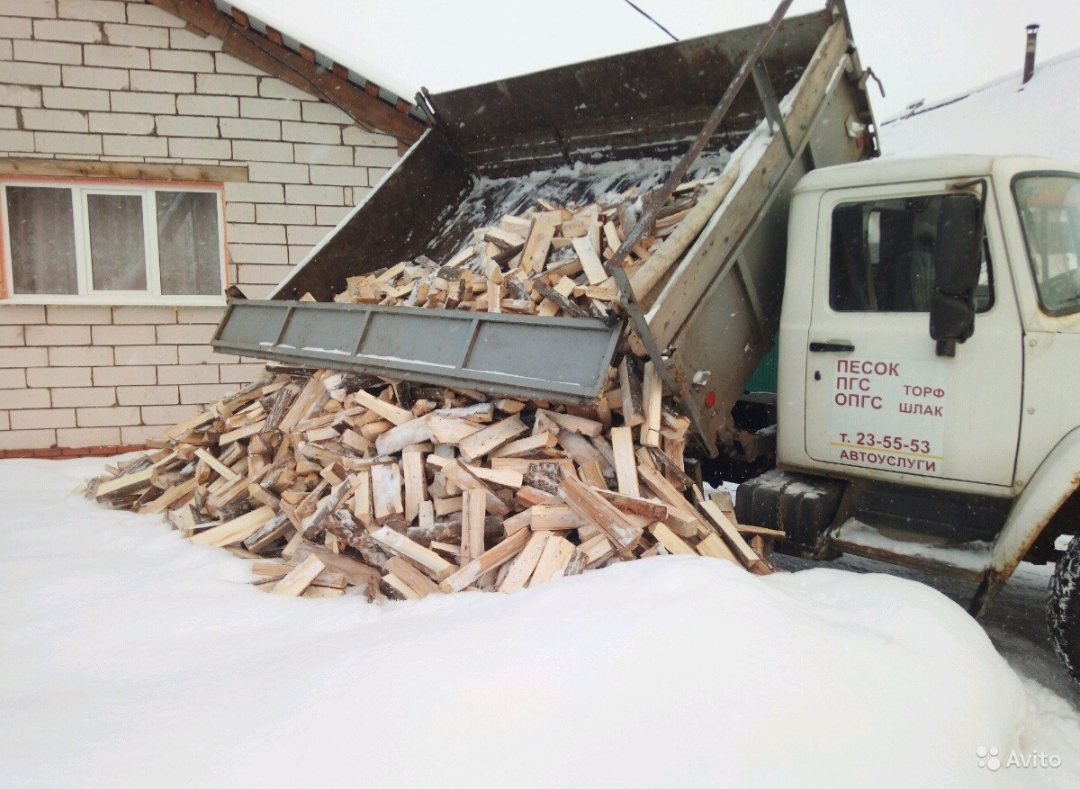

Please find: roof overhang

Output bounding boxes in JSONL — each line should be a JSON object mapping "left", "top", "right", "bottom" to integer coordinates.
{"left": 148, "top": 0, "right": 427, "bottom": 143}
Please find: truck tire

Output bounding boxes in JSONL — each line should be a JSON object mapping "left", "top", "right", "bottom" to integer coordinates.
{"left": 1048, "top": 535, "right": 1080, "bottom": 683}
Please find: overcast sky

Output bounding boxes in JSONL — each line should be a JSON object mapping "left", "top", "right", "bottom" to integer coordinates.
{"left": 239, "top": 0, "right": 1078, "bottom": 122}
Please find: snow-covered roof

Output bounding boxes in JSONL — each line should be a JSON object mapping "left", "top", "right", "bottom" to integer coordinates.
{"left": 879, "top": 47, "right": 1080, "bottom": 164}
{"left": 216, "top": 0, "right": 426, "bottom": 123}
{"left": 148, "top": 0, "right": 427, "bottom": 141}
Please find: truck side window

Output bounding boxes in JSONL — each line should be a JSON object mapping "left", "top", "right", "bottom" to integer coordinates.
{"left": 829, "top": 196, "right": 993, "bottom": 313}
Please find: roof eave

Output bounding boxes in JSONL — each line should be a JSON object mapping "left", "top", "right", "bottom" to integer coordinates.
{"left": 148, "top": 0, "right": 427, "bottom": 143}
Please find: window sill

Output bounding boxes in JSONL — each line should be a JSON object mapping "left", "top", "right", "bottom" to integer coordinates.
{"left": 1, "top": 294, "right": 228, "bottom": 308}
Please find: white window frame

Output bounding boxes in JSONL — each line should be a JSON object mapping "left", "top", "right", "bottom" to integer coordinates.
{"left": 1, "top": 178, "right": 228, "bottom": 306}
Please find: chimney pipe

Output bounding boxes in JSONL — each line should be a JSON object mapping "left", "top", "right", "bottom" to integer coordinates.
{"left": 1023, "top": 24, "right": 1039, "bottom": 84}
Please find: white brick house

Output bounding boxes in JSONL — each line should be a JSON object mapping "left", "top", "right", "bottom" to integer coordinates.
{"left": 0, "top": 0, "right": 426, "bottom": 456}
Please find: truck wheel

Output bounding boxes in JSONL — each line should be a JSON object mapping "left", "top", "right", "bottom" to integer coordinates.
{"left": 1048, "top": 535, "right": 1080, "bottom": 683}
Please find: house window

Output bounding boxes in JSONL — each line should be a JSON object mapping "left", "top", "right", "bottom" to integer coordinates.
{"left": 2, "top": 181, "right": 226, "bottom": 305}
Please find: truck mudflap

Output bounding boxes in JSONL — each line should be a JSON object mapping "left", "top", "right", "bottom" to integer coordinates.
{"left": 212, "top": 299, "right": 623, "bottom": 403}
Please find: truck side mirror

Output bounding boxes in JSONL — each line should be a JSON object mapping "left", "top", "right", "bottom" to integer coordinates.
{"left": 930, "top": 193, "right": 984, "bottom": 357}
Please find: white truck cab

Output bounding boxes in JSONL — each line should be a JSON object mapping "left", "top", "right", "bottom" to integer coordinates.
{"left": 739, "top": 154, "right": 1080, "bottom": 676}
{"left": 781, "top": 154, "right": 1080, "bottom": 496}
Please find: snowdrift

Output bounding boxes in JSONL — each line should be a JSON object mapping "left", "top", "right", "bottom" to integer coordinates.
{"left": 2, "top": 457, "right": 1079, "bottom": 788}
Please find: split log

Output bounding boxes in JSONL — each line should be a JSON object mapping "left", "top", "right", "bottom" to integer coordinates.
{"left": 692, "top": 487, "right": 769, "bottom": 573}
{"left": 376, "top": 417, "right": 435, "bottom": 456}
{"left": 571, "top": 236, "right": 608, "bottom": 285}
{"left": 370, "top": 526, "right": 455, "bottom": 581}
{"left": 630, "top": 161, "right": 739, "bottom": 300}
{"left": 617, "top": 358, "right": 645, "bottom": 428}
{"left": 640, "top": 361, "right": 662, "bottom": 447}
{"left": 498, "top": 531, "right": 550, "bottom": 592}
{"left": 440, "top": 460, "right": 511, "bottom": 517}
{"left": 272, "top": 554, "right": 325, "bottom": 597}
{"left": 530, "top": 504, "right": 592, "bottom": 531}
{"left": 354, "top": 390, "right": 414, "bottom": 426}
{"left": 190, "top": 506, "right": 275, "bottom": 548}
{"left": 402, "top": 447, "right": 427, "bottom": 524}
{"left": 439, "top": 527, "right": 531, "bottom": 593}
{"left": 649, "top": 521, "right": 696, "bottom": 556}
{"left": 610, "top": 426, "right": 640, "bottom": 497}
{"left": 457, "top": 416, "right": 528, "bottom": 463}
{"left": 384, "top": 556, "right": 440, "bottom": 598}
{"left": 558, "top": 476, "right": 641, "bottom": 555}
{"left": 243, "top": 511, "right": 293, "bottom": 554}
{"left": 461, "top": 488, "right": 486, "bottom": 562}
{"left": 371, "top": 462, "right": 404, "bottom": 522}
{"left": 528, "top": 536, "right": 576, "bottom": 587}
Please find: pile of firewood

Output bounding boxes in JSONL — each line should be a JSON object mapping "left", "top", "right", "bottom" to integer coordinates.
{"left": 86, "top": 361, "right": 778, "bottom": 602}
{"left": 86, "top": 162, "right": 775, "bottom": 601}
{"left": 327, "top": 164, "right": 739, "bottom": 316}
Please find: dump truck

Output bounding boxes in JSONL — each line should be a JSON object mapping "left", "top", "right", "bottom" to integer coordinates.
{"left": 211, "top": 1, "right": 1080, "bottom": 682}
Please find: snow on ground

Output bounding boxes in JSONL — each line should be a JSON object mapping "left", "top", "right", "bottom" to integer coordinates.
{"left": 880, "top": 48, "right": 1080, "bottom": 163}
{"left": 3, "top": 457, "right": 1080, "bottom": 788}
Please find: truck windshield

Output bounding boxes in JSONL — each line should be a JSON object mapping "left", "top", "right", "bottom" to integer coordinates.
{"left": 1013, "top": 174, "right": 1080, "bottom": 316}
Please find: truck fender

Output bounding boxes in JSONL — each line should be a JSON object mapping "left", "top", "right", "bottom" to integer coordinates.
{"left": 993, "top": 427, "right": 1080, "bottom": 580}
{"left": 970, "top": 428, "right": 1080, "bottom": 617}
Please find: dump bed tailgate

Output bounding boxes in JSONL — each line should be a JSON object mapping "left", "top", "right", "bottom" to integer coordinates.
{"left": 214, "top": 299, "right": 621, "bottom": 402}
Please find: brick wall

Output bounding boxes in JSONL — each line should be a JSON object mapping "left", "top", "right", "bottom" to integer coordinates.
{"left": 0, "top": 302, "right": 263, "bottom": 451}
{"left": 0, "top": 0, "right": 402, "bottom": 453}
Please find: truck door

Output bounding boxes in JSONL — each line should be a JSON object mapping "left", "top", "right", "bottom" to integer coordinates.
{"left": 803, "top": 180, "right": 1022, "bottom": 488}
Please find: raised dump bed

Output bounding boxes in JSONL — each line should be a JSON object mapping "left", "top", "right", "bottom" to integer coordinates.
{"left": 213, "top": 2, "right": 877, "bottom": 454}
